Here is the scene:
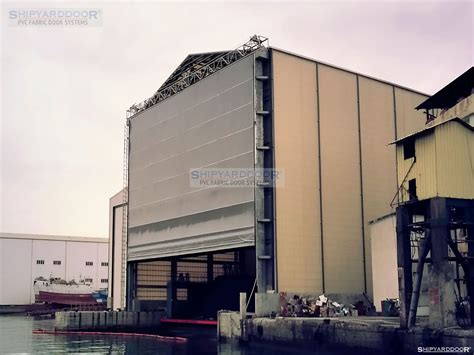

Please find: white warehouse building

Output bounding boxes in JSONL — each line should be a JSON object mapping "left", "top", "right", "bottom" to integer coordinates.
{"left": 0, "top": 233, "right": 109, "bottom": 305}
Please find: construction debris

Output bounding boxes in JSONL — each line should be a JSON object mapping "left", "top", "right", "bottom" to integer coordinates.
{"left": 381, "top": 298, "right": 400, "bottom": 317}
{"left": 280, "top": 293, "right": 362, "bottom": 318}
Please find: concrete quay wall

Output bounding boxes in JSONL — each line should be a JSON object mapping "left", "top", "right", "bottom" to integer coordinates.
{"left": 218, "top": 312, "right": 474, "bottom": 354}
{"left": 55, "top": 311, "right": 164, "bottom": 331}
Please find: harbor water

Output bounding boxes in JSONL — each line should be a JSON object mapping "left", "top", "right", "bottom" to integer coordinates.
{"left": 0, "top": 315, "right": 372, "bottom": 354}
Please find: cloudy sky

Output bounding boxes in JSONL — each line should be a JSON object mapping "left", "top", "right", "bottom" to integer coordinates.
{"left": 1, "top": 0, "right": 472, "bottom": 237}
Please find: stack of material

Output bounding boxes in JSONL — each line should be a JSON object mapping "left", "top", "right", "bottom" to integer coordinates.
{"left": 281, "top": 293, "right": 358, "bottom": 318}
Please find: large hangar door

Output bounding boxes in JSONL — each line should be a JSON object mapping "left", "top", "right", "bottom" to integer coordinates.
{"left": 127, "top": 55, "right": 256, "bottom": 261}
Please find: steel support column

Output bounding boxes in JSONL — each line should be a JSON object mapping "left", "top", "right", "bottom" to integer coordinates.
{"left": 396, "top": 205, "right": 413, "bottom": 328}
{"left": 126, "top": 262, "right": 137, "bottom": 311}
{"left": 254, "top": 49, "right": 275, "bottom": 293}
{"left": 465, "top": 204, "right": 474, "bottom": 324}
{"left": 428, "top": 198, "right": 457, "bottom": 328}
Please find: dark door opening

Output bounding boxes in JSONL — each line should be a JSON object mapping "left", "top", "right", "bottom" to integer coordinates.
{"left": 131, "top": 247, "right": 256, "bottom": 319}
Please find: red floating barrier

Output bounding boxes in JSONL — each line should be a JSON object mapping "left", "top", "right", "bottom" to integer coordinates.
{"left": 160, "top": 318, "right": 217, "bottom": 326}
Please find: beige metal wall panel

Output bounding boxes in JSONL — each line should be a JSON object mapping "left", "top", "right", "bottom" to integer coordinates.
{"left": 436, "top": 122, "right": 474, "bottom": 199}
{"left": 272, "top": 50, "right": 322, "bottom": 293}
{"left": 358, "top": 77, "right": 397, "bottom": 297}
{"left": 394, "top": 88, "right": 426, "bottom": 138}
{"left": 318, "top": 64, "right": 364, "bottom": 294}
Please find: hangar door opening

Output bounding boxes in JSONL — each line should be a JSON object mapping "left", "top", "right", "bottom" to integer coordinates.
{"left": 129, "top": 247, "right": 255, "bottom": 319}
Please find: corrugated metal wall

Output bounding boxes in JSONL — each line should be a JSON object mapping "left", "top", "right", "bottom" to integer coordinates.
{"left": 318, "top": 64, "right": 364, "bottom": 294}
{"left": 397, "top": 120, "right": 474, "bottom": 202}
{"left": 127, "top": 55, "right": 256, "bottom": 261}
{"left": 435, "top": 121, "right": 474, "bottom": 199}
{"left": 272, "top": 49, "right": 427, "bottom": 295}
{"left": 396, "top": 133, "right": 437, "bottom": 202}
{"left": 272, "top": 52, "right": 322, "bottom": 294}
{"left": 358, "top": 77, "right": 398, "bottom": 297}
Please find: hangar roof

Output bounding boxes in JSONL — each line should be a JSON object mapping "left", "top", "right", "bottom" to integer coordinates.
{"left": 0, "top": 232, "right": 108, "bottom": 243}
{"left": 129, "top": 35, "right": 432, "bottom": 117}
{"left": 389, "top": 117, "right": 473, "bottom": 145}
{"left": 416, "top": 67, "right": 474, "bottom": 110}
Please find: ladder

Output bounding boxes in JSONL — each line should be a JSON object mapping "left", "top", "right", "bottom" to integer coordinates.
{"left": 121, "top": 113, "right": 130, "bottom": 309}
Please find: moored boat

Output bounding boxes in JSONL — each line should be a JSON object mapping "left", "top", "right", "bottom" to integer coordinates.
{"left": 33, "top": 277, "right": 107, "bottom": 306}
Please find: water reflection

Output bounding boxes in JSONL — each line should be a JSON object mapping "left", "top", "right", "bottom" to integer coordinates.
{"left": 0, "top": 315, "right": 370, "bottom": 354}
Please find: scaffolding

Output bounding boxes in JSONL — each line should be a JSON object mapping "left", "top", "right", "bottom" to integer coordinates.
{"left": 121, "top": 111, "right": 131, "bottom": 309}
{"left": 128, "top": 35, "right": 268, "bottom": 116}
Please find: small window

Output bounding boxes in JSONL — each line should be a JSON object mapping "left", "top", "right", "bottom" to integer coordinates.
{"left": 101, "top": 262, "right": 108, "bottom": 267}
{"left": 36, "top": 260, "right": 44, "bottom": 265}
{"left": 85, "top": 261, "right": 93, "bottom": 266}
{"left": 408, "top": 178, "right": 417, "bottom": 200}
{"left": 403, "top": 139, "right": 415, "bottom": 160}
{"left": 101, "top": 278, "right": 108, "bottom": 283}
{"left": 84, "top": 278, "right": 93, "bottom": 283}
{"left": 53, "top": 260, "right": 61, "bottom": 265}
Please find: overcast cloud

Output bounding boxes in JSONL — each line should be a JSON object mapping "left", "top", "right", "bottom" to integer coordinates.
{"left": 1, "top": 0, "right": 472, "bottom": 237}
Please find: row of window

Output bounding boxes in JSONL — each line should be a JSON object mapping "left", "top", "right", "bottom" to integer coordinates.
{"left": 84, "top": 278, "right": 109, "bottom": 283}
{"left": 36, "top": 260, "right": 108, "bottom": 266}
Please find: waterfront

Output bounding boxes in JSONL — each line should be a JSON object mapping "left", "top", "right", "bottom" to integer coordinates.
{"left": 0, "top": 315, "right": 373, "bottom": 354}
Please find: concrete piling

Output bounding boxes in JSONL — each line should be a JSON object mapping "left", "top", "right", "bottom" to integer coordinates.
{"left": 55, "top": 311, "right": 164, "bottom": 331}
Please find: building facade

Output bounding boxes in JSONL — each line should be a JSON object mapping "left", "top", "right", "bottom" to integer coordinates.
{"left": 118, "top": 37, "right": 430, "bottom": 314}
{"left": 108, "top": 189, "right": 126, "bottom": 310}
{"left": 395, "top": 118, "right": 474, "bottom": 203}
{"left": 369, "top": 213, "right": 398, "bottom": 312}
{"left": 376, "top": 67, "right": 474, "bottom": 328}
{"left": 0, "top": 233, "right": 108, "bottom": 305}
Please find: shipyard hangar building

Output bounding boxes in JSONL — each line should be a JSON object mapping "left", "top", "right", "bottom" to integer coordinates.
{"left": 120, "top": 36, "right": 427, "bottom": 317}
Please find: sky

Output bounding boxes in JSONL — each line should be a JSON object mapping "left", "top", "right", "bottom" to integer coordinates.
{"left": 0, "top": 0, "right": 472, "bottom": 238}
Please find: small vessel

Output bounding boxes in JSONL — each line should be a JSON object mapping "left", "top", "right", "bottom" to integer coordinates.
{"left": 92, "top": 289, "right": 108, "bottom": 304}
{"left": 33, "top": 277, "right": 107, "bottom": 306}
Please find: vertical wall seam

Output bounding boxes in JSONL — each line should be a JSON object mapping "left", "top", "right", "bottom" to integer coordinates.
{"left": 316, "top": 62, "right": 325, "bottom": 293}
{"left": 393, "top": 86, "right": 399, "bottom": 203}
{"left": 356, "top": 75, "right": 367, "bottom": 294}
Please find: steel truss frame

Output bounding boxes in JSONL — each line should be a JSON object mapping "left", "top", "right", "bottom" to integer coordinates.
{"left": 128, "top": 35, "right": 268, "bottom": 115}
